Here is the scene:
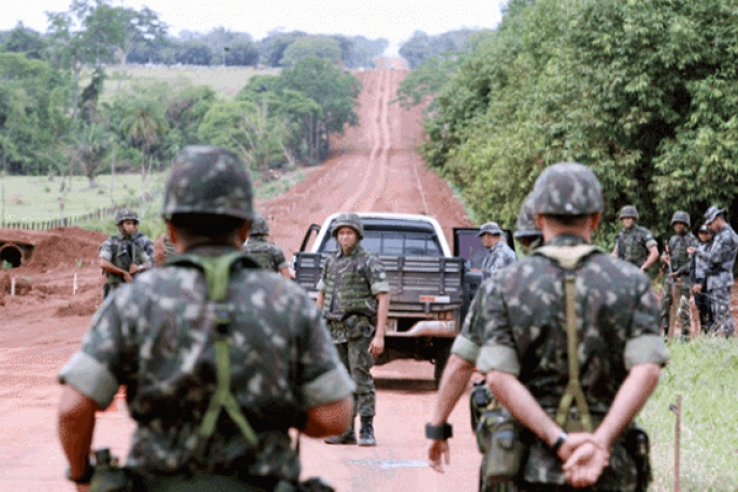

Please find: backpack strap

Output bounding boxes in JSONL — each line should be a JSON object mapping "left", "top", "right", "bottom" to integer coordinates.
{"left": 533, "top": 245, "right": 599, "bottom": 433}
{"left": 167, "top": 252, "right": 259, "bottom": 448}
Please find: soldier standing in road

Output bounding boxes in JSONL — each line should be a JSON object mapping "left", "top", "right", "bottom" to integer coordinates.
{"left": 243, "top": 213, "right": 291, "bottom": 279}
{"left": 58, "top": 146, "right": 354, "bottom": 491}
{"left": 427, "top": 192, "right": 540, "bottom": 492}
{"left": 478, "top": 163, "right": 667, "bottom": 491}
{"left": 611, "top": 206, "right": 659, "bottom": 273}
{"left": 99, "top": 208, "right": 151, "bottom": 299}
{"left": 479, "top": 222, "right": 516, "bottom": 282}
{"left": 691, "top": 224, "right": 715, "bottom": 332}
{"left": 660, "top": 211, "right": 698, "bottom": 338}
{"left": 317, "top": 213, "right": 391, "bottom": 446}
{"left": 688, "top": 206, "right": 738, "bottom": 337}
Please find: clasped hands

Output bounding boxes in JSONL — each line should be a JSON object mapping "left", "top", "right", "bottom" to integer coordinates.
{"left": 556, "top": 432, "right": 611, "bottom": 488}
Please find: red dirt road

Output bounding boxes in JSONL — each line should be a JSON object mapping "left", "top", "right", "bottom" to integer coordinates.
{"left": 0, "top": 69, "right": 480, "bottom": 491}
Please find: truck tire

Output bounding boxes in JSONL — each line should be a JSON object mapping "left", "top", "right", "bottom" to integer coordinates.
{"left": 433, "top": 342, "right": 451, "bottom": 389}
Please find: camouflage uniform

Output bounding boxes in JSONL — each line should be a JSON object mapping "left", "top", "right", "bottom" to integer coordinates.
{"left": 615, "top": 225, "right": 657, "bottom": 269}
{"left": 694, "top": 209, "right": 738, "bottom": 336}
{"left": 60, "top": 146, "right": 354, "bottom": 489}
{"left": 476, "top": 163, "right": 667, "bottom": 492}
{"left": 163, "top": 236, "right": 177, "bottom": 261}
{"left": 691, "top": 230, "right": 714, "bottom": 332}
{"left": 479, "top": 222, "right": 516, "bottom": 282}
{"left": 99, "top": 233, "right": 150, "bottom": 294}
{"left": 317, "top": 244, "right": 390, "bottom": 419}
{"left": 244, "top": 237, "right": 288, "bottom": 272}
{"left": 132, "top": 231, "right": 155, "bottom": 261}
{"left": 659, "top": 231, "right": 698, "bottom": 335}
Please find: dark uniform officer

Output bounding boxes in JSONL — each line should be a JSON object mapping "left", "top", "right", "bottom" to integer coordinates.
{"left": 611, "top": 206, "right": 659, "bottom": 272}
{"left": 689, "top": 206, "right": 738, "bottom": 337}
{"left": 317, "top": 213, "right": 390, "bottom": 446}
{"left": 427, "top": 192, "right": 540, "bottom": 492}
{"left": 243, "top": 214, "right": 291, "bottom": 279}
{"left": 58, "top": 146, "right": 354, "bottom": 492}
{"left": 479, "top": 221, "right": 517, "bottom": 282}
{"left": 478, "top": 163, "right": 668, "bottom": 491}
{"left": 659, "top": 211, "right": 698, "bottom": 337}
{"left": 99, "top": 208, "right": 151, "bottom": 298}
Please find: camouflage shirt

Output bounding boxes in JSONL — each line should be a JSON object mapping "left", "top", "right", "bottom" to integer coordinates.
{"left": 615, "top": 225, "right": 657, "bottom": 267}
{"left": 696, "top": 224, "right": 738, "bottom": 291}
{"left": 60, "top": 245, "right": 353, "bottom": 481}
{"left": 481, "top": 240, "right": 516, "bottom": 282}
{"left": 317, "top": 245, "right": 391, "bottom": 326}
{"left": 692, "top": 239, "right": 713, "bottom": 283}
{"left": 476, "top": 234, "right": 667, "bottom": 488}
{"left": 665, "top": 232, "right": 698, "bottom": 278}
{"left": 243, "top": 236, "right": 288, "bottom": 272}
{"left": 99, "top": 233, "right": 151, "bottom": 285}
{"left": 132, "top": 231, "right": 155, "bottom": 261}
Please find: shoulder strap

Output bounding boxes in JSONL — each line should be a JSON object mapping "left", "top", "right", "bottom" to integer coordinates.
{"left": 167, "top": 252, "right": 259, "bottom": 447}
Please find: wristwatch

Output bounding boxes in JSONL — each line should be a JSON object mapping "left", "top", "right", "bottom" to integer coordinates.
{"left": 66, "top": 459, "right": 94, "bottom": 484}
{"left": 425, "top": 422, "right": 453, "bottom": 440}
{"left": 551, "top": 431, "right": 568, "bottom": 453}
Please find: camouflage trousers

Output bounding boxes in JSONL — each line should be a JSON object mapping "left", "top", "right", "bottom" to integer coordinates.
{"left": 693, "top": 287, "right": 714, "bottom": 333}
{"left": 329, "top": 315, "right": 376, "bottom": 417}
{"left": 660, "top": 279, "right": 691, "bottom": 336}
{"left": 708, "top": 287, "right": 734, "bottom": 337}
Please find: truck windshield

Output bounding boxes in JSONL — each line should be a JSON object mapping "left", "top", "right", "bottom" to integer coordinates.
{"left": 322, "top": 230, "right": 442, "bottom": 256}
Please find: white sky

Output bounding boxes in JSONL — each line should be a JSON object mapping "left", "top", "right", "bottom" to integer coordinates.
{"left": 2, "top": 1, "right": 505, "bottom": 54}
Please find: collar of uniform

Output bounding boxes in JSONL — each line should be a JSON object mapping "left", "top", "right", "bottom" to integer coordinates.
{"left": 184, "top": 244, "right": 242, "bottom": 258}
{"left": 338, "top": 244, "right": 363, "bottom": 258}
{"left": 536, "top": 234, "right": 600, "bottom": 269}
{"left": 543, "top": 234, "right": 589, "bottom": 248}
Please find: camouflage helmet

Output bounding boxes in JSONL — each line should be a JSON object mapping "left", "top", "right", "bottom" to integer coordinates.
{"left": 514, "top": 191, "right": 543, "bottom": 240}
{"left": 115, "top": 208, "right": 139, "bottom": 225}
{"left": 670, "top": 211, "right": 690, "bottom": 227}
{"left": 704, "top": 205, "right": 726, "bottom": 225}
{"left": 619, "top": 206, "right": 639, "bottom": 220}
{"left": 532, "top": 162, "right": 603, "bottom": 215}
{"left": 249, "top": 214, "right": 270, "bottom": 236}
{"left": 162, "top": 146, "right": 253, "bottom": 220}
{"left": 698, "top": 224, "right": 713, "bottom": 235}
{"left": 477, "top": 221, "right": 503, "bottom": 237}
{"left": 331, "top": 213, "right": 364, "bottom": 239}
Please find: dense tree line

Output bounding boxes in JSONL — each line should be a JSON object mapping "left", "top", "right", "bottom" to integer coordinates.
{"left": 404, "top": 0, "right": 738, "bottom": 241}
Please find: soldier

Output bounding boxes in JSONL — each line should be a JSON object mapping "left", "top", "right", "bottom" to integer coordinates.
{"left": 317, "top": 213, "right": 391, "bottom": 446}
{"left": 427, "top": 192, "right": 539, "bottom": 492}
{"left": 690, "top": 224, "right": 715, "bottom": 332}
{"left": 58, "top": 146, "right": 354, "bottom": 491}
{"left": 688, "top": 206, "right": 738, "bottom": 337}
{"left": 99, "top": 208, "right": 151, "bottom": 298}
{"left": 243, "top": 214, "right": 291, "bottom": 279}
{"left": 611, "top": 206, "right": 659, "bottom": 272}
{"left": 479, "top": 222, "right": 516, "bottom": 282}
{"left": 659, "top": 211, "right": 698, "bottom": 338}
{"left": 477, "top": 163, "right": 667, "bottom": 491}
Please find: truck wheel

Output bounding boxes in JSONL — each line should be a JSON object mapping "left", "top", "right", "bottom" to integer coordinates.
{"left": 433, "top": 343, "right": 451, "bottom": 390}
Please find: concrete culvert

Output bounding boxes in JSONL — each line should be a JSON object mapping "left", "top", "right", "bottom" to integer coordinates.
{"left": 0, "top": 244, "right": 24, "bottom": 268}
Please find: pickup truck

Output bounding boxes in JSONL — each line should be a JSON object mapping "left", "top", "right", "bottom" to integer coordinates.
{"left": 292, "top": 212, "right": 513, "bottom": 387}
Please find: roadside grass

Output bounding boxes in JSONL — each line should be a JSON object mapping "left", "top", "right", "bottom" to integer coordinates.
{"left": 640, "top": 337, "right": 738, "bottom": 491}
{"left": 102, "top": 65, "right": 281, "bottom": 100}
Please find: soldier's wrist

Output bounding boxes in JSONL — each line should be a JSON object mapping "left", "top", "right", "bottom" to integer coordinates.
{"left": 425, "top": 422, "right": 453, "bottom": 440}
{"left": 66, "top": 457, "right": 94, "bottom": 484}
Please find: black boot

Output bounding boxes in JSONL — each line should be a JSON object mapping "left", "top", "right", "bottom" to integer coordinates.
{"left": 359, "top": 416, "right": 376, "bottom": 446}
{"left": 324, "top": 421, "right": 356, "bottom": 445}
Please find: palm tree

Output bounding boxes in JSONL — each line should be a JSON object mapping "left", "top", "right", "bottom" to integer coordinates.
{"left": 120, "top": 100, "right": 168, "bottom": 179}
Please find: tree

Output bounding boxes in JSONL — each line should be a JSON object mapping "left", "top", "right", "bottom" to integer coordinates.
{"left": 119, "top": 99, "right": 168, "bottom": 178}
{"left": 2, "top": 23, "right": 48, "bottom": 59}
{"left": 176, "top": 41, "right": 212, "bottom": 65}
{"left": 225, "top": 40, "right": 259, "bottom": 66}
{"left": 70, "top": 123, "right": 110, "bottom": 187}
{"left": 259, "top": 31, "right": 306, "bottom": 67}
{"left": 280, "top": 36, "right": 342, "bottom": 66}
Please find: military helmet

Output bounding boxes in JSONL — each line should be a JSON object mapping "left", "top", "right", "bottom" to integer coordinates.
{"left": 698, "top": 224, "right": 713, "bottom": 235}
{"left": 704, "top": 205, "right": 726, "bottom": 225}
{"left": 532, "top": 162, "right": 603, "bottom": 215}
{"left": 331, "top": 213, "right": 364, "bottom": 239}
{"left": 477, "top": 221, "right": 503, "bottom": 237}
{"left": 514, "top": 192, "right": 543, "bottom": 239}
{"left": 670, "top": 211, "right": 690, "bottom": 227}
{"left": 162, "top": 146, "right": 253, "bottom": 220}
{"left": 115, "top": 208, "right": 139, "bottom": 225}
{"left": 249, "top": 214, "right": 270, "bottom": 236}
{"left": 619, "top": 206, "right": 639, "bottom": 220}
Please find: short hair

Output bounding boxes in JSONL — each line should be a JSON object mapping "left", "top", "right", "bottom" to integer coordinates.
{"left": 543, "top": 214, "right": 593, "bottom": 227}
{"left": 170, "top": 213, "right": 246, "bottom": 245}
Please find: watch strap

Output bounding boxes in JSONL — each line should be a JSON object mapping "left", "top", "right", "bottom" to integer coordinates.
{"left": 425, "top": 422, "right": 453, "bottom": 440}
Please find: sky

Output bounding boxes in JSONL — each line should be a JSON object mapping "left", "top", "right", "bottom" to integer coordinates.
{"left": 2, "top": 0, "right": 505, "bottom": 54}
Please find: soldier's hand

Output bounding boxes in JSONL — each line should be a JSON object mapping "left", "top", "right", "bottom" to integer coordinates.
{"left": 427, "top": 439, "right": 450, "bottom": 473}
{"left": 562, "top": 437, "right": 610, "bottom": 488}
{"left": 693, "top": 284, "right": 703, "bottom": 294}
{"left": 668, "top": 272, "right": 678, "bottom": 279}
{"left": 73, "top": 484, "right": 90, "bottom": 492}
{"left": 556, "top": 432, "right": 594, "bottom": 462}
{"left": 687, "top": 246, "right": 697, "bottom": 255}
{"left": 660, "top": 254, "right": 669, "bottom": 264}
{"left": 123, "top": 272, "right": 134, "bottom": 282}
{"left": 368, "top": 335, "right": 384, "bottom": 358}
{"left": 129, "top": 264, "right": 141, "bottom": 274}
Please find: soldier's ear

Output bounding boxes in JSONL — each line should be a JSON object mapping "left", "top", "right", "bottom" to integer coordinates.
{"left": 239, "top": 220, "right": 251, "bottom": 244}
{"left": 589, "top": 212, "right": 601, "bottom": 232}
{"left": 166, "top": 221, "right": 185, "bottom": 255}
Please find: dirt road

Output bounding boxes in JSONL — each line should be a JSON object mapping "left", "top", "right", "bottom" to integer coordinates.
{"left": 0, "top": 69, "right": 480, "bottom": 491}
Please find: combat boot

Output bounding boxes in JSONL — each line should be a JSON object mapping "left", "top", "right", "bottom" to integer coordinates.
{"left": 324, "top": 421, "right": 356, "bottom": 445}
{"left": 359, "top": 416, "right": 376, "bottom": 446}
